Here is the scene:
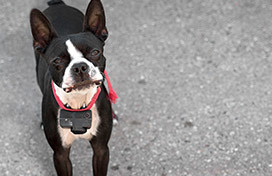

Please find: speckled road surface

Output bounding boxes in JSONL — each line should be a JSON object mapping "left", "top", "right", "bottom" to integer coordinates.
{"left": 1, "top": 0, "right": 272, "bottom": 175}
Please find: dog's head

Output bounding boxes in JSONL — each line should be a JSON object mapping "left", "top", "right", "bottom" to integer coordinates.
{"left": 30, "top": 0, "right": 108, "bottom": 93}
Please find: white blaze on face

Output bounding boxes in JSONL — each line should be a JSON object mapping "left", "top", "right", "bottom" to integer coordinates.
{"left": 62, "top": 39, "right": 103, "bottom": 89}
{"left": 66, "top": 39, "right": 83, "bottom": 59}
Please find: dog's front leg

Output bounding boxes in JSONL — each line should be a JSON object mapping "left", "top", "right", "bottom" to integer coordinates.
{"left": 90, "top": 138, "right": 110, "bottom": 176}
{"left": 53, "top": 147, "right": 72, "bottom": 176}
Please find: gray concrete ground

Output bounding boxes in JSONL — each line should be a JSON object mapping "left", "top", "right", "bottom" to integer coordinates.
{"left": 0, "top": 0, "right": 272, "bottom": 175}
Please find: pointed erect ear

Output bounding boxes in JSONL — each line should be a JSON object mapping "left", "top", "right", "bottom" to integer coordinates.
{"left": 83, "top": 0, "right": 108, "bottom": 41}
{"left": 30, "top": 9, "right": 57, "bottom": 52}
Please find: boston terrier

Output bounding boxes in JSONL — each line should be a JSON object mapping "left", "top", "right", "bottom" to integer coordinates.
{"left": 29, "top": 0, "right": 117, "bottom": 175}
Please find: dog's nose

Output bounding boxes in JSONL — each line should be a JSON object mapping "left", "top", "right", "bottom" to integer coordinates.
{"left": 72, "top": 62, "right": 88, "bottom": 74}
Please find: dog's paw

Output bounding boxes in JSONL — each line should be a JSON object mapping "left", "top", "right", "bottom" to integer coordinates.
{"left": 112, "top": 111, "right": 119, "bottom": 126}
{"left": 113, "top": 118, "right": 118, "bottom": 126}
{"left": 40, "top": 122, "right": 44, "bottom": 130}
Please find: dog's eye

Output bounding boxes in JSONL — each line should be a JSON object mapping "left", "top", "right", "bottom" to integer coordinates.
{"left": 52, "top": 57, "right": 61, "bottom": 64}
{"left": 86, "top": 49, "right": 101, "bottom": 61}
{"left": 51, "top": 57, "right": 63, "bottom": 71}
{"left": 90, "top": 49, "right": 100, "bottom": 57}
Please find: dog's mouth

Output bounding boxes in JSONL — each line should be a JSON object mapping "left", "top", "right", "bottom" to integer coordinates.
{"left": 63, "top": 80, "right": 102, "bottom": 93}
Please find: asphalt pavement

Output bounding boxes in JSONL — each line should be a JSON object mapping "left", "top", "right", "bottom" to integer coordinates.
{"left": 1, "top": 0, "right": 272, "bottom": 175}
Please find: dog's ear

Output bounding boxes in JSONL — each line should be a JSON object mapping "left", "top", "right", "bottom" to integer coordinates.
{"left": 30, "top": 9, "right": 57, "bottom": 53}
{"left": 83, "top": 0, "right": 108, "bottom": 41}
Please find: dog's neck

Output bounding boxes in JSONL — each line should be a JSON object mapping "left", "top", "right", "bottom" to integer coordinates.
{"left": 53, "top": 83, "right": 98, "bottom": 109}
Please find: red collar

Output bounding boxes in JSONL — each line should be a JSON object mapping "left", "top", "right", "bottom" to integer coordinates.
{"left": 51, "top": 70, "right": 118, "bottom": 112}
{"left": 51, "top": 81, "right": 101, "bottom": 112}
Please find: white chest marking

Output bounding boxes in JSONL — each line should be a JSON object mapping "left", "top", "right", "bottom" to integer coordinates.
{"left": 57, "top": 105, "right": 100, "bottom": 148}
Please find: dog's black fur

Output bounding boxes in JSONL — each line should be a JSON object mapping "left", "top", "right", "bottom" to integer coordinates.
{"left": 30, "top": 0, "right": 112, "bottom": 175}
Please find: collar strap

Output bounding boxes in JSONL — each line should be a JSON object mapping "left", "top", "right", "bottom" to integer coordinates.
{"left": 51, "top": 81, "right": 101, "bottom": 112}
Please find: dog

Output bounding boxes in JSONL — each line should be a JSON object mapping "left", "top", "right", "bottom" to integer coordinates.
{"left": 29, "top": 0, "right": 117, "bottom": 175}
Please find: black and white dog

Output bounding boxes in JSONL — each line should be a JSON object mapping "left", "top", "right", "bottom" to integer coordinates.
{"left": 30, "top": 0, "right": 116, "bottom": 175}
